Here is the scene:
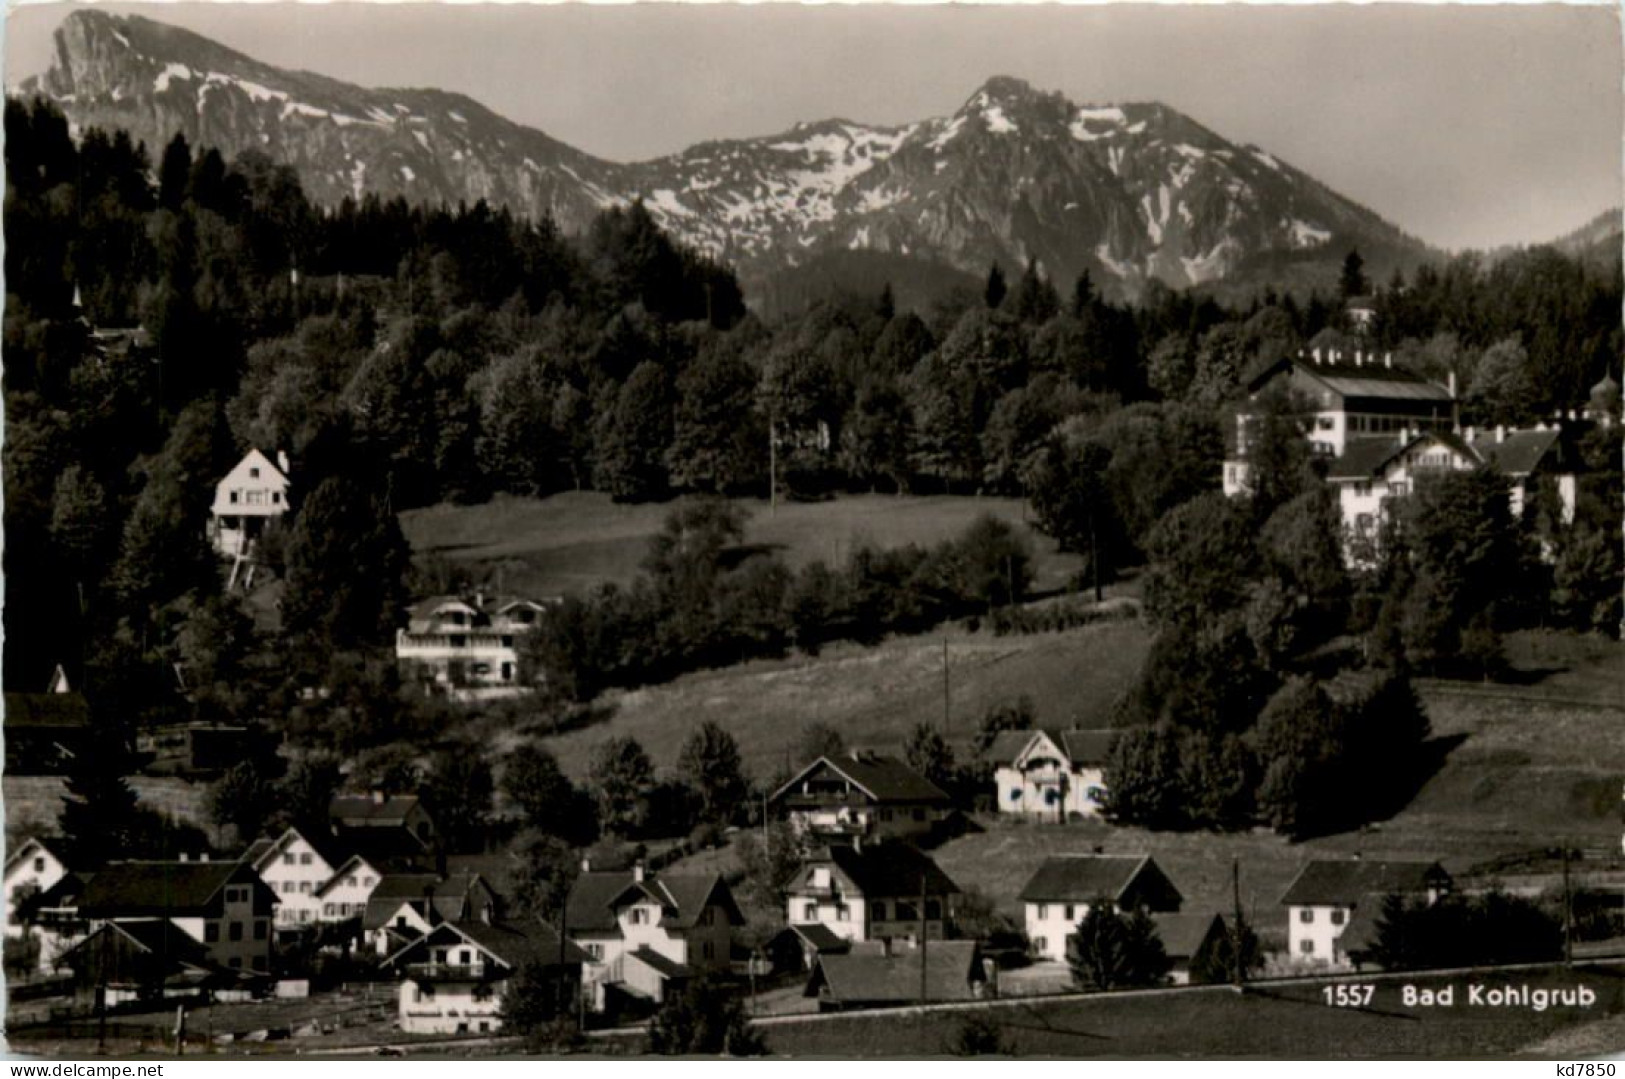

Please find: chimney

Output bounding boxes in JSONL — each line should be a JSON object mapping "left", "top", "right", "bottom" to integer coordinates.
{"left": 580, "top": 857, "right": 593, "bottom": 873}
{"left": 199, "top": 852, "right": 209, "bottom": 863}
{"left": 1384, "top": 352, "right": 1392, "bottom": 369}
{"left": 179, "top": 852, "right": 189, "bottom": 863}
{"left": 1496, "top": 425, "right": 1506, "bottom": 444}
{"left": 633, "top": 862, "right": 645, "bottom": 883}
{"left": 372, "top": 790, "right": 386, "bottom": 805}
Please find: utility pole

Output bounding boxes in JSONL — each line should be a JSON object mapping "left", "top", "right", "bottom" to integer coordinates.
{"left": 1561, "top": 842, "right": 1574, "bottom": 967}
{"left": 918, "top": 877, "right": 929, "bottom": 1006}
{"left": 1231, "top": 857, "right": 1246, "bottom": 989}
{"left": 769, "top": 419, "right": 778, "bottom": 517}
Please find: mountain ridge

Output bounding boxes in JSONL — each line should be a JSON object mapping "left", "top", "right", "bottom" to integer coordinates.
{"left": 19, "top": 10, "right": 1432, "bottom": 302}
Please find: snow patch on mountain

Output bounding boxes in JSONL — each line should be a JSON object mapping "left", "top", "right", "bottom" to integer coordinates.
{"left": 1288, "top": 218, "right": 1331, "bottom": 248}
{"left": 154, "top": 63, "right": 192, "bottom": 92}
{"left": 982, "top": 105, "right": 1017, "bottom": 134}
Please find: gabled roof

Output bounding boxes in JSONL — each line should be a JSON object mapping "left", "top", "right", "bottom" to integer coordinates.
{"left": 981, "top": 728, "right": 1118, "bottom": 768}
{"left": 313, "top": 854, "right": 386, "bottom": 898}
{"left": 239, "top": 838, "right": 276, "bottom": 869}
{"left": 330, "top": 794, "right": 426, "bottom": 826}
{"left": 806, "top": 941, "right": 983, "bottom": 1004}
{"left": 627, "top": 946, "right": 693, "bottom": 981}
{"left": 1468, "top": 427, "right": 1564, "bottom": 477}
{"left": 361, "top": 873, "right": 490, "bottom": 930}
{"left": 383, "top": 919, "right": 589, "bottom": 971}
{"left": 1279, "top": 860, "right": 1450, "bottom": 907}
{"left": 769, "top": 753, "right": 951, "bottom": 807}
{"left": 565, "top": 871, "right": 742, "bottom": 933}
{"left": 798, "top": 843, "right": 960, "bottom": 900}
{"left": 776, "top": 923, "right": 851, "bottom": 954}
{"left": 1151, "top": 912, "right": 1226, "bottom": 961}
{"left": 1017, "top": 854, "right": 1179, "bottom": 906}
{"left": 251, "top": 826, "right": 347, "bottom": 875}
{"left": 17, "top": 870, "right": 92, "bottom": 921}
{"left": 4, "top": 837, "right": 63, "bottom": 878}
{"left": 78, "top": 861, "right": 269, "bottom": 918}
{"left": 1248, "top": 354, "right": 1453, "bottom": 401}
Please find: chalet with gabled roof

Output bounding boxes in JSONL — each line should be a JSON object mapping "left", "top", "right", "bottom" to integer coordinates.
{"left": 382, "top": 919, "right": 589, "bottom": 1035}
{"left": 362, "top": 872, "right": 498, "bottom": 956}
{"left": 565, "top": 865, "right": 743, "bottom": 1010}
{"left": 768, "top": 751, "right": 952, "bottom": 842}
{"left": 805, "top": 939, "right": 988, "bottom": 1011}
{"left": 4, "top": 838, "right": 68, "bottom": 941}
{"left": 1018, "top": 854, "right": 1183, "bottom": 961}
{"left": 329, "top": 792, "right": 437, "bottom": 849}
{"left": 209, "top": 448, "right": 290, "bottom": 563}
{"left": 396, "top": 592, "right": 556, "bottom": 698}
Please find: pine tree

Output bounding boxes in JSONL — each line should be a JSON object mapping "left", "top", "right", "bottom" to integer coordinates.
{"left": 983, "top": 263, "right": 1007, "bottom": 309}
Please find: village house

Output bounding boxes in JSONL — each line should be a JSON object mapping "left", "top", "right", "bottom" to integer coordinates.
{"left": 329, "top": 792, "right": 438, "bottom": 850}
{"left": 804, "top": 939, "right": 988, "bottom": 1011}
{"left": 1018, "top": 854, "right": 1184, "bottom": 962}
{"left": 362, "top": 873, "right": 498, "bottom": 956}
{"left": 984, "top": 729, "right": 1117, "bottom": 819}
{"left": 59, "top": 920, "right": 227, "bottom": 1007}
{"left": 768, "top": 751, "right": 953, "bottom": 843}
{"left": 1280, "top": 858, "right": 1451, "bottom": 970}
{"left": 5, "top": 838, "right": 69, "bottom": 940}
{"left": 246, "top": 826, "right": 349, "bottom": 934}
{"left": 564, "top": 865, "right": 743, "bottom": 1011}
{"left": 382, "top": 920, "right": 589, "bottom": 1035}
{"left": 395, "top": 594, "right": 554, "bottom": 698}
{"left": 208, "top": 448, "right": 291, "bottom": 565}
{"left": 782, "top": 841, "right": 960, "bottom": 956}
{"left": 315, "top": 854, "right": 386, "bottom": 923}
{"left": 1151, "top": 912, "right": 1230, "bottom": 986}
{"left": 1222, "top": 350, "right": 1582, "bottom": 562}
{"left": 76, "top": 860, "right": 278, "bottom": 975}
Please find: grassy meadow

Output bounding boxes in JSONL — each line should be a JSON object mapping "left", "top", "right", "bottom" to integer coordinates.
{"left": 400, "top": 490, "right": 1086, "bottom": 599}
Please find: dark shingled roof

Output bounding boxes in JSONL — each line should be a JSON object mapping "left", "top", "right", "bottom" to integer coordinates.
{"left": 1017, "top": 855, "right": 1179, "bottom": 905}
{"left": 777, "top": 923, "right": 851, "bottom": 954}
{"left": 806, "top": 941, "right": 983, "bottom": 1005}
{"left": 770, "top": 753, "right": 950, "bottom": 807}
{"left": 3, "top": 692, "right": 91, "bottom": 728}
{"left": 330, "top": 794, "right": 425, "bottom": 826}
{"left": 361, "top": 873, "right": 490, "bottom": 930}
{"left": 1279, "top": 860, "right": 1450, "bottom": 907}
{"left": 79, "top": 862, "right": 265, "bottom": 918}
{"left": 1247, "top": 354, "right": 1452, "bottom": 397}
{"left": 566, "top": 871, "right": 741, "bottom": 934}
{"left": 628, "top": 946, "right": 693, "bottom": 981}
{"left": 982, "top": 730, "right": 1117, "bottom": 767}
{"left": 1469, "top": 427, "right": 1563, "bottom": 477}
{"left": 384, "top": 919, "right": 590, "bottom": 971}
{"left": 1151, "top": 912, "right": 1226, "bottom": 960}
{"left": 803, "top": 843, "right": 960, "bottom": 900}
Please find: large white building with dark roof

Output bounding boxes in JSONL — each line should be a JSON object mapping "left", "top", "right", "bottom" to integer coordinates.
{"left": 768, "top": 751, "right": 953, "bottom": 842}
{"left": 1018, "top": 854, "right": 1183, "bottom": 962}
{"left": 1279, "top": 858, "right": 1451, "bottom": 969}
{"left": 395, "top": 593, "right": 555, "bottom": 697}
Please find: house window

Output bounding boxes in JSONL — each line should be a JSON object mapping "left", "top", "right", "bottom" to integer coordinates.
{"left": 450, "top": 635, "right": 467, "bottom": 649}
{"left": 348, "top": 876, "right": 358, "bottom": 887}
{"left": 459, "top": 949, "right": 472, "bottom": 965}
{"left": 283, "top": 853, "right": 295, "bottom": 866}
{"left": 300, "top": 853, "right": 313, "bottom": 866}
{"left": 325, "top": 903, "right": 335, "bottom": 917}
{"left": 1354, "top": 482, "right": 1372, "bottom": 498}
{"left": 254, "top": 920, "right": 267, "bottom": 940}
{"left": 397, "top": 916, "right": 410, "bottom": 929}
{"left": 299, "top": 882, "right": 312, "bottom": 894}
{"left": 1034, "top": 937, "right": 1047, "bottom": 954}
{"left": 1008, "top": 789, "right": 1021, "bottom": 802}
{"left": 230, "top": 922, "right": 244, "bottom": 942}
{"left": 629, "top": 908, "right": 649, "bottom": 925}
{"left": 1299, "top": 910, "right": 1313, "bottom": 923}
{"left": 479, "top": 1022, "right": 490, "bottom": 1033}
{"left": 272, "top": 492, "right": 281, "bottom": 505}
{"left": 925, "top": 900, "right": 942, "bottom": 920}
{"left": 1300, "top": 940, "right": 1314, "bottom": 955}
{"left": 1390, "top": 482, "right": 1409, "bottom": 497}
{"left": 586, "top": 944, "right": 604, "bottom": 960}
{"left": 836, "top": 906, "right": 850, "bottom": 922}
{"left": 282, "top": 882, "right": 295, "bottom": 894}
{"left": 1037, "top": 904, "right": 1048, "bottom": 920}
{"left": 1330, "top": 910, "right": 1346, "bottom": 926}
{"left": 206, "top": 924, "right": 220, "bottom": 943}
{"left": 33, "top": 857, "right": 45, "bottom": 873}
{"left": 230, "top": 491, "right": 240, "bottom": 504}
{"left": 871, "top": 902, "right": 886, "bottom": 921}
{"left": 249, "top": 467, "right": 261, "bottom": 479}
{"left": 802, "top": 903, "right": 818, "bottom": 920}
{"left": 1064, "top": 905, "right": 1075, "bottom": 922}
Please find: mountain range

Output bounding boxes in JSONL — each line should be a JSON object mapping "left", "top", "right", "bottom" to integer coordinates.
{"left": 22, "top": 9, "right": 1437, "bottom": 305}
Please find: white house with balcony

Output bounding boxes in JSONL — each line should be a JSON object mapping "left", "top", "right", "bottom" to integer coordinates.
{"left": 768, "top": 752, "right": 953, "bottom": 843}
{"left": 1280, "top": 859, "right": 1451, "bottom": 970}
{"left": 383, "top": 920, "right": 588, "bottom": 1035}
{"left": 209, "top": 448, "right": 290, "bottom": 562}
{"left": 314, "top": 854, "right": 385, "bottom": 923}
{"left": 564, "top": 866, "right": 743, "bottom": 1010}
{"left": 784, "top": 841, "right": 959, "bottom": 950}
{"left": 246, "top": 826, "right": 347, "bottom": 933}
{"left": 395, "top": 594, "right": 555, "bottom": 699}
{"left": 984, "top": 729, "right": 1116, "bottom": 820}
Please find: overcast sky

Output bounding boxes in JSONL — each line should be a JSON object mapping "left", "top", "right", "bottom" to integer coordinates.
{"left": 5, "top": 2, "right": 1620, "bottom": 251}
